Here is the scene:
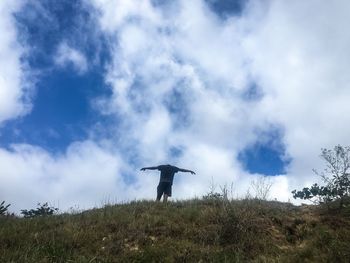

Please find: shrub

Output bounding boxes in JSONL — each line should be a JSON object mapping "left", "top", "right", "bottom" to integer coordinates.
{"left": 292, "top": 145, "right": 350, "bottom": 208}
{"left": 250, "top": 176, "right": 273, "bottom": 200}
{"left": 203, "top": 178, "right": 226, "bottom": 201}
{"left": 21, "top": 202, "right": 59, "bottom": 218}
{"left": 0, "top": 201, "right": 10, "bottom": 215}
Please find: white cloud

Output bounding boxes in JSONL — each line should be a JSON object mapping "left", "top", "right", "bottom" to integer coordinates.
{"left": 91, "top": 0, "right": 161, "bottom": 33}
{"left": 0, "top": 1, "right": 33, "bottom": 124}
{"left": 243, "top": 0, "right": 350, "bottom": 190}
{"left": 54, "top": 42, "right": 88, "bottom": 74}
{"left": 88, "top": 0, "right": 350, "bottom": 203}
{"left": 0, "top": 141, "right": 132, "bottom": 212}
{"left": 86, "top": 0, "right": 283, "bottom": 202}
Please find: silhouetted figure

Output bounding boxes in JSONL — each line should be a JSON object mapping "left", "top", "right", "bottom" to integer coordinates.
{"left": 140, "top": 164, "right": 196, "bottom": 202}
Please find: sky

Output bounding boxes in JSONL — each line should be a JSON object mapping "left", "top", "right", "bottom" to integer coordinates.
{"left": 1, "top": 0, "right": 350, "bottom": 213}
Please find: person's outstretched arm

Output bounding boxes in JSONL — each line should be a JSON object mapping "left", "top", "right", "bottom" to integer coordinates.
{"left": 140, "top": 166, "right": 159, "bottom": 171}
{"left": 178, "top": 168, "right": 196, "bottom": 174}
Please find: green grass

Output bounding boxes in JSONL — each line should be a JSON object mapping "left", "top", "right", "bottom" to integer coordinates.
{"left": 1, "top": 198, "right": 349, "bottom": 262}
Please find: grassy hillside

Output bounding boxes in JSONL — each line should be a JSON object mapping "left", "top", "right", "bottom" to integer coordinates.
{"left": 1, "top": 198, "right": 350, "bottom": 262}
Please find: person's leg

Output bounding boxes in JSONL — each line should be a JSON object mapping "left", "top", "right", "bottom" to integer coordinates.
{"left": 156, "top": 183, "right": 163, "bottom": 201}
{"left": 163, "top": 183, "right": 171, "bottom": 203}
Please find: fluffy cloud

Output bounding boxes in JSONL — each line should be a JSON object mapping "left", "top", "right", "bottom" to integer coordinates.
{"left": 89, "top": 0, "right": 278, "bottom": 197}
{"left": 243, "top": 0, "right": 350, "bottom": 189}
{"left": 89, "top": 0, "right": 350, "bottom": 201}
{"left": 0, "top": 1, "right": 32, "bottom": 124}
{"left": 54, "top": 42, "right": 88, "bottom": 74}
{"left": 0, "top": 141, "right": 144, "bottom": 212}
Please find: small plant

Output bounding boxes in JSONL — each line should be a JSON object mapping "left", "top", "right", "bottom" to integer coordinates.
{"left": 21, "top": 202, "right": 59, "bottom": 218}
{"left": 202, "top": 178, "right": 230, "bottom": 201}
{"left": 250, "top": 176, "right": 273, "bottom": 200}
{"left": 292, "top": 145, "right": 350, "bottom": 208}
{"left": 203, "top": 191, "right": 224, "bottom": 201}
{"left": 0, "top": 201, "right": 11, "bottom": 215}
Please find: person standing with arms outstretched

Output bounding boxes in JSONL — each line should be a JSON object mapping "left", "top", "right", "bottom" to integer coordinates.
{"left": 140, "top": 164, "right": 196, "bottom": 202}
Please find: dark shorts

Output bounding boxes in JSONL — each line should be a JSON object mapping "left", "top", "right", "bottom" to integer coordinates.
{"left": 157, "top": 182, "right": 172, "bottom": 198}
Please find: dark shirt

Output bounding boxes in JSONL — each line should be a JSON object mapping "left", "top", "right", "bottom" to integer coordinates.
{"left": 157, "top": 164, "right": 180, "bottom": 184}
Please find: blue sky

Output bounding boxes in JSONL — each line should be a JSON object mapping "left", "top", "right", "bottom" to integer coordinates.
{"left": 1, "top": 0, "right": 350, "bottom": 212}
{"left": 1, "top": 1, "right": 109, "bottom": 151}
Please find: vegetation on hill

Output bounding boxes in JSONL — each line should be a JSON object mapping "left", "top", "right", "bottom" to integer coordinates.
{"left": 1, "top": 198, "right": 349, "bottom": 262}
{"left": 0, "top": 201, "right": 11, "bottom": 215}
{"left": 293, "top": 145, "right": 350, "bottom": 208}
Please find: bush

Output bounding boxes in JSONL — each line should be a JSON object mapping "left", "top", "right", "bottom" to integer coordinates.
{"left": 292, "top": 145, "right": 350, "bottom": 208}
{"left": 21, "top": 203, "right": 59, "bottom": 218}
{"left": 0, "top": 201, "right": 10, "bottom": 215}
{"left": 202, "top": 178, "right": 226, "bottom": 202}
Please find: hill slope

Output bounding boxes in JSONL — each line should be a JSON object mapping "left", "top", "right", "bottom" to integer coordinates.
{"left": 1, "top": 199, "right": 350, "bottom": 262}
